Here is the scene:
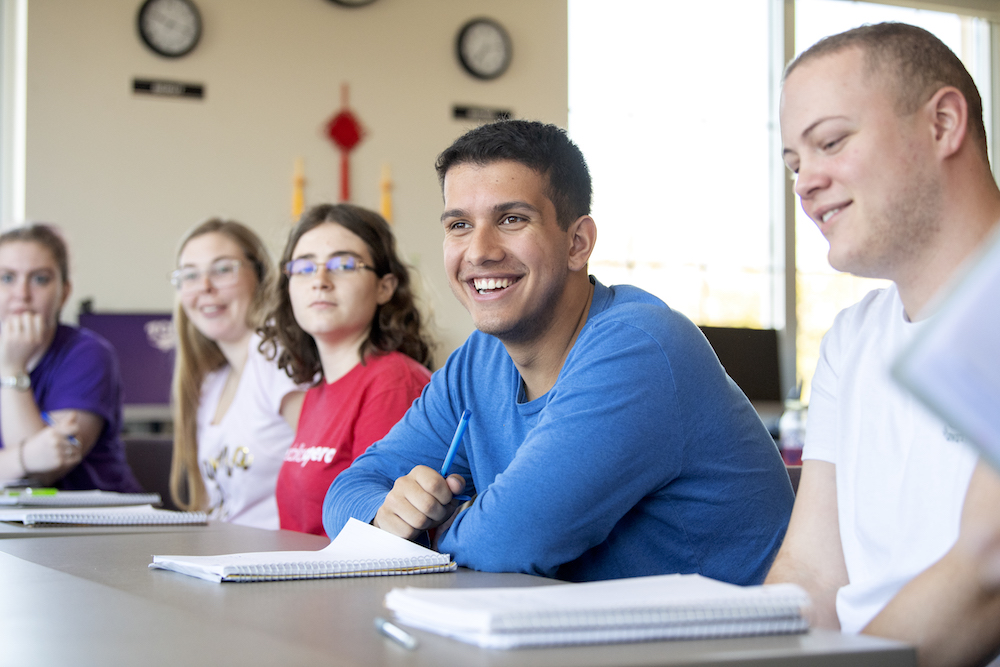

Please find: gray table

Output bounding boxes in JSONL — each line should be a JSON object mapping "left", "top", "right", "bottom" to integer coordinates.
{"left": 0, "top": 522, "right": 916, "bottom": 667}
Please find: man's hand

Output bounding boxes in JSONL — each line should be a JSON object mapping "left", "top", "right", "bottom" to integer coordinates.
{"left": 373, "top": 465, "right": 466, "bottom": 540}
{"left": 0, "top": 312, "right": 51, "bottom": 375}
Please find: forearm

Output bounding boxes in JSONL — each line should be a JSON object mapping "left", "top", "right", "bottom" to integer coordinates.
{"left": 0, "top": 443, "right": 27, "bottom": 481}
{"left": 765, "top": 549, "right": 843, "bottom": 630}
{"left": 763, "top": 460, "right": 847, "bottom": 630}
{"left": 0, "top": 438, "right": 69, "bottom": 484}
{"left": 324, "top": 461, "right": 398, "bottom": 536}
{"left": 865, "top": 463, "right": 1000, "bottom": 667}
{"left": 865, "top": 546, "right": 1000, "bottom": 666}
{"left": 0, "top": 386, "right": 45, "bottom": 448}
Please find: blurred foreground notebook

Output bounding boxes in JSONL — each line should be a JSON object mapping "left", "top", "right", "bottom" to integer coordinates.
{"left": 0, "top": 504, "right": 206, "bottom": 526}
{"left": 0, "top": 490, "right": 162, "bottom": 507}
{"left": 893, "top": 225, "right": 1000, "bottom": 470}
{"left": 150, "top": 517, "right": 457, "bottom": 583}
{"left": 385, "top": 574, "right": 809, "bottom": 649}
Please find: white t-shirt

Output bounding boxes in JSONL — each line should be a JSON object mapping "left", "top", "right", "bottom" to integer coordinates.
{"left": 197, "top": 334, "right": 302, "bottom": 529}
{"left": 804, "top": 284, "right": 978, "bottom": 634}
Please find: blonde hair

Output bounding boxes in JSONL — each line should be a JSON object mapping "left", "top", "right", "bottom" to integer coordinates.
{"left": 169, "top": 219, "right": 277, "bottom": 511}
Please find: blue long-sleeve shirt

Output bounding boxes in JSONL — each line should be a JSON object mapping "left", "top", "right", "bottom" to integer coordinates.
{"left": 325, "top": 279, "right": 793, "bottom": 583}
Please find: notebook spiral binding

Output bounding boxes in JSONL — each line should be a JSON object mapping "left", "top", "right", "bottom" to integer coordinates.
{"left": 495, "top": 599, "right": 807, "bottom": 632}
{"left": 226, "top": 558, "right": 457, "bottom": 582}
{"left": 23, "top": 511, "right": 208, "bottom": 526}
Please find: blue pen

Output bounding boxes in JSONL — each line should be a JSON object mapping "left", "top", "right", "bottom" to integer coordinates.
{"left": 41, "top": 412, "right": 80, "bottom": 448}
{"left": 440, "top": 409, "right": 471, "bottom": 502}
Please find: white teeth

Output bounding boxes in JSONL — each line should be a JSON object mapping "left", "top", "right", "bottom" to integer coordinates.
{"left": 473, "top": 277, "right": 512, "bottom": 292}
{"left": 822, "top": 208, "right": 841, "bottom": 224}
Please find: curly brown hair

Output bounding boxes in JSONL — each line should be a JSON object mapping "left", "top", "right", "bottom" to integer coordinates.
{"left": 260, "top": 204, "right": 434, "bottom": 384}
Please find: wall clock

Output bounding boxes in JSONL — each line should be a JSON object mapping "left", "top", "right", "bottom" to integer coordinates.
{"left": 137, "top": 0, "right": 202, "bottom": 58}
{"left": 456, "top": 18, "right": 512, "bottom": 80}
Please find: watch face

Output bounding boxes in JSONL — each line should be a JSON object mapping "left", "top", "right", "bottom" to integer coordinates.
{"left": 138, "top": 0, "right": 202, "bottom": 58}
{"left": 457, "top": 18, "right": 512, "bottom": 80}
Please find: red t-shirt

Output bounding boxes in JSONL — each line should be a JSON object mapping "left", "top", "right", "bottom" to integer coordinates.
{"left": 276, "top": 351, "right": 431, "bottom": 536}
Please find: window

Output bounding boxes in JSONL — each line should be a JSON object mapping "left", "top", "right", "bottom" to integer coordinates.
{"left": 569, "top": 0, "right": 995, "bottom": 402}
{"left": 569, "top": 0, "right": 774, "bottom": 329}
{"left": 0, "top": 0, "right": 27, "bottom": 228}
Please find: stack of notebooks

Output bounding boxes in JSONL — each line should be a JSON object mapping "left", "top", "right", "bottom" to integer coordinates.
{"left": 385, "top": 573, "right": 811, "bottom": 649}
{"left": 0, "top": 489, "right": 207, "bottom": 526}
{"left": 150, "top": 518, "right": 456, "bottom": 582}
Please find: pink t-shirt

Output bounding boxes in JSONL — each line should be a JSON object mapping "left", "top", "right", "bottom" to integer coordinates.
{"left": 276, "top": 351, "right": 431, "bottom": 536}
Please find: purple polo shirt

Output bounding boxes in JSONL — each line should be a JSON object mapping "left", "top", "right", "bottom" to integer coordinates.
{"left": 0, "top": 325, "right": 141, "bottom": 492}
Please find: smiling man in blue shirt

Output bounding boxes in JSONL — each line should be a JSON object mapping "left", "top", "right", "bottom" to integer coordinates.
{"left": 324, "top": 120, "right": 793, "bottom": 583}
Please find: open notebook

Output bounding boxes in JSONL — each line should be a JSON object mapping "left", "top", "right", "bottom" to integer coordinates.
{"left": 0, "top": 504, "right": 206, "bottom": 526}
{"left": 150, "top": 518, "right": 457, "bottom": 583}
{"left": 0, "top": 490, "right": 162, "bottom": 507}
{"left": 385, "top": 573, "right": 810, "bottom": 649}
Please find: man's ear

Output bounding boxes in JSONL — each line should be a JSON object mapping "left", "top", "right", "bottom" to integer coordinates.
{"left": 375, "top": 273, "right": 398, "bottom": 306}
{"left": 927, "top": 86, "right": 968, "bottom": 159}
{"left": 566, "top": 215, "right": 597, "bottom": 272}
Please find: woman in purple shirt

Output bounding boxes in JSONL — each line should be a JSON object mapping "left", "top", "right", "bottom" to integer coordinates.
{"left": 0, "top": 224, "right": 140, "bottom": 491}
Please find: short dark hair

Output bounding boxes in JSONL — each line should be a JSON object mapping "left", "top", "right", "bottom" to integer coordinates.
{"left": 0, "top": 223, "right": 70, "bottom": 284}
{"left": 261, "top": 203, "right": 434, "bottom": 384}
{"left": 435, "top": 120, "right": 592, "bottom": 230}
{"left": 785, "top": 22, "right": 987, "bottom": 162}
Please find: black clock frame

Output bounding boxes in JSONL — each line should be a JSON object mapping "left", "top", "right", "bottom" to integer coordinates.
{"left": 456, "top": 18, "right": 512, "bottom": 81}
{"left": 137, "top": 0, "right": 203, "bottom": 59}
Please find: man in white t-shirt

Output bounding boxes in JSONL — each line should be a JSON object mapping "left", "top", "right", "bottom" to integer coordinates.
{"left": 768, "top": 22, "right": 1000, "bottom": 667}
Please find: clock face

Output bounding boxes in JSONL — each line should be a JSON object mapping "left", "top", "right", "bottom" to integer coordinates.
{"left": 137, "top": 0, "right": 202, "bottom": 58}
{"left": 457, "top": 18, "right": 512, "bottom": 80}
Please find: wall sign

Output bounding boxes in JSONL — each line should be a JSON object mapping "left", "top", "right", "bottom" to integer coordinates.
{"left": 134, "top": 78, "right": 205, "bottom": 99}
{"left": 453, "top": 105, "right": 512, "bottom": 122}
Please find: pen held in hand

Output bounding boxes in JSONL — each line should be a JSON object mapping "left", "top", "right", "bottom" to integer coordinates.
{"left": 440, "top": 409, "right": 471, "bottom": 502}
{"left": 41, "top": 411, "right": 80, "bottom": 448}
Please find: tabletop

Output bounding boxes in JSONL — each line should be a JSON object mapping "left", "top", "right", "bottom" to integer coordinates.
{"left": 0, "top": 521, "right": 916, "bottom": 667}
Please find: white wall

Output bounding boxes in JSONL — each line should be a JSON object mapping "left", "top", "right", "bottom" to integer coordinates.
{"left": 22, "top": 0, "right": 568, "bottom": 360}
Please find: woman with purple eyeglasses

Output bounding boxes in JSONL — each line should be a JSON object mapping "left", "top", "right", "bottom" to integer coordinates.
{"left": 261, "top": 204, "right": 434, "bottom": 536}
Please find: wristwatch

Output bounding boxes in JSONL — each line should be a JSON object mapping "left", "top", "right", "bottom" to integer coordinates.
{"left": 0, "top": 373, "right": 31, "bottom": 391}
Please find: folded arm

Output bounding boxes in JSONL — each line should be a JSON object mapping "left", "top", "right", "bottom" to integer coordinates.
{"left": 765, "top": 459, "right": 848, "bottom": 629}
{"left": 0, "top": 409, "right": 102, "bottom": 484}
{"left": 863, "top": 461, "right": 1000, "bottom": 667}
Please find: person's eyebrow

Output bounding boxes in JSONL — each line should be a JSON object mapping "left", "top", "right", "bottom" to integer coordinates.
{"left": 179, "top": 254, "right": 241, "bottom": 268}
{"left": 492, "top": 201, "right": 541, "bottom": 216}
{"left": 441, "top": 201, "right": 541, "bottom": 223}
{"left": 782, "top": 115, "right": 849, "bottom": 159}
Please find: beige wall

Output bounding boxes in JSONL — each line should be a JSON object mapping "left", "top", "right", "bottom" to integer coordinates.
{"left": 22, "top": 0, "right": 568, "bottom": 360}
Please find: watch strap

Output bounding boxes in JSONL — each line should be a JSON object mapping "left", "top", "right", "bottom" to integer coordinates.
{"left": 0, "top": 373, "right": 31, "bottom": 391}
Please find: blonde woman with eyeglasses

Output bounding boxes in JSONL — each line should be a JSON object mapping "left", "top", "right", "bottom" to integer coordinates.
{"left": 261, "top": 204, "right": 434, "bottom": 536}
{"left": 170, "top": 219, "right": 305, "bottom": 528}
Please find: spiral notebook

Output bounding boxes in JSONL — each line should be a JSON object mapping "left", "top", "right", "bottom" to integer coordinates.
{"left": 0, "top": 504, "right": 206, "bottom": 526}
{"left": 385, "top": 573, "right": 810, "bottom": 649}
{"left": 0, "top": 490, "right": 162, "bottom": 507}
{"left": 150, "top": 517, "right": 457, "bottom": 583}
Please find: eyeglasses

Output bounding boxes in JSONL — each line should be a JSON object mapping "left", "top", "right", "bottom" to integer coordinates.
{"left": 284, "top": 254, "right": 377, "bottom": 277}
{"left": 170, "top": 259, "right": 243, "bottom": 292}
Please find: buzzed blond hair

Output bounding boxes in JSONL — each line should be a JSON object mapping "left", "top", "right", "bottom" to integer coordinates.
{"left": 785, "top": 22, "right": 988, "bottom": 163}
